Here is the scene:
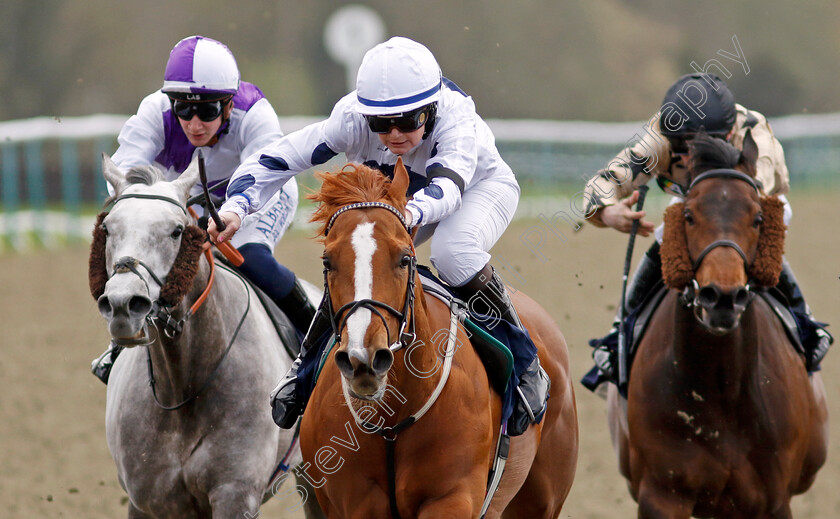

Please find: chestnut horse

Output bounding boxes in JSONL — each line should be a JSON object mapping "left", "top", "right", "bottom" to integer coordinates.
{"left": 298, "top": 159, "right": 578, "bottom": 518}
{"left": 608, "top": 134, "right": 828, "bottom": 518}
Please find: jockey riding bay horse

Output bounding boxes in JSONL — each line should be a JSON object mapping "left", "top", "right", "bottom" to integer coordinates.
{"left": 299, "top": 159, "right": 578, "bottom": 518}
{"left": 608, "top": 133, "right": 828, "bottom": 518}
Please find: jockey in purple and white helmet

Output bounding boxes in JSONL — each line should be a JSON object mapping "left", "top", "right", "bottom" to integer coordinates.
{"left": 211, "top": 36, "right": 550, "bottom": 436}
{"left": 91, "top": 36, "right": 315, "bottom": 385}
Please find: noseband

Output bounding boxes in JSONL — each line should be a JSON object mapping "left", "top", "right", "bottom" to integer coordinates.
{"left": 682, "top": 169, "right": 761, "bottom": 308}
{"left": 323, "top": 201, "right": 417, "bottom": 352}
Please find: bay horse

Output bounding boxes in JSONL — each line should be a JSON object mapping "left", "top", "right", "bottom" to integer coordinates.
{"left": 89, "top": 155, "right": 325, "bottom": 518}
{"left": 298, "top": 158, "right": 578, "bottom": 518}
{"left": 607, "top": 134, "right": 828, "bottom": 518}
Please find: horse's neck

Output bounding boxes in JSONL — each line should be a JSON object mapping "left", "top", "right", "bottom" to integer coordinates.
{"left": 380, "top": 286, "right": 450, "bottom": 420}
{"left": 147, "top": 258, "right": 227, "bottom": 397}
{"left": 672, "top": 302, "right": 761, "bottom": 398}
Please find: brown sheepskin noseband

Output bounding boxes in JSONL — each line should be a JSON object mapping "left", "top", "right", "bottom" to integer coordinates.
{"left": 88, "top": 214, "right": 206, "bottom": 307}
{"left": 660, "top": 196, "right": 786, "bottom": 290}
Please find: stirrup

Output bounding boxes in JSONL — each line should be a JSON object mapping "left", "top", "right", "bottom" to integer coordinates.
{"left": 270, "top": 375, "right": 303, "bottom": 429}
{"left": 509, "top": 359, "right": 551, "bottom": 436}
{"left": 90, "top": 343, "right": 122, "bottom": 385}
{"left": 807, "top": 329, "right": 833, "bottom": 372}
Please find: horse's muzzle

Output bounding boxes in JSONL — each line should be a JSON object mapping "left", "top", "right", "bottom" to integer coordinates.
{"left": 335, "top": 346, "right": 394, "bottom": 399}
{"left": 98, "top": 285, "right": 153, "bottom": 341}
{"left": 694, "top": 283, "right": 751, "bottom": 334}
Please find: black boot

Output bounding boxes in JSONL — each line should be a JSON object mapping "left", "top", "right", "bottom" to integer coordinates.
{"left": 457, "top": 264, "right": 550, "bottom": 436}
{"left": 276, "top": 276, "right": 317, "bottom": 336}
{"left": 90, "top": 341, "right": 124, "bottom": 385}
{"left": 592, "top": 242, "right": 662, "bottom": 380}
{"left": 270, "top": 302, "right": 333, "bottom": 429}
{"left": 776, "top": 259, "right": 833, "bottom": 371}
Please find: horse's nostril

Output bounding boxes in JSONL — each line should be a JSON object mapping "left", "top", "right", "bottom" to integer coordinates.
{"left": 697, "top": 286, "right": 720, "bottom": 308}
{"left": 371, "top": 349, "right": 394, "bottom": 375}
{"left": 335, "top": 351, "right": 354, "bottom": 377}
{"left": 97, "top": 295, "right": 113, "bottom": 318}
{"left": 733, "top": 288, "right": 750, "bottom": 308}
{"left": 128, "top": 296, "right": 152, "bottom": 317}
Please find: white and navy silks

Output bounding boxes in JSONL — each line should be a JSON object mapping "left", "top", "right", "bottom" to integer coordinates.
{"left": 111, "top": 83, "right": 298, "bottom": 252}
{"left": 222, "top": 79, "right": 520, "bottom": 287}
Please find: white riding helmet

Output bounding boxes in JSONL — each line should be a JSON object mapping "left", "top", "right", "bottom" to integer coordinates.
{"left": 162, "top": 36, "right": 240, "bottom": 100}
{"left": 355, "top": 37, "right": 442, "bottom": 116}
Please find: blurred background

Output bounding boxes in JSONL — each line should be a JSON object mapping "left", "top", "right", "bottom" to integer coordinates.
{"left": 2, "top": 0, "right": 840, "bottom": 250}
{"left": 1, "top": 2, "right": 839, "bottom": 518}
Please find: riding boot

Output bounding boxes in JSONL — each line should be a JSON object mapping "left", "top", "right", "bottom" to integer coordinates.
{"left": 776, "top": 259, "right": 833, "bottom": 371}
{"left": 90, "top": 341, "right": 124, "bottom": 385}
{"left": 457, "top": 264, "right": 550, "bottom": 436}
{"left": 270, "top": 301, "right": 333, "bottom": 429}
{"left": 276, "top": 276, "right": 317, "bottom": 336}
{"left": 592, "top": 242, "right": 662, "bottom": 381}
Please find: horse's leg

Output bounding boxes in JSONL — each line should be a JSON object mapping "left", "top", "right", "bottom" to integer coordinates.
{"left": 127, "top": 503, "right": 153, "bottom": 519}
{"left": 607, "top": 384, "right": 631, "bottom": 481}
{"left": 208, "top": 482, "right": 262, "bottom": 518}
{"left": 636, "top": 481, "right": 692, "bottom": 519}
{"left": 415, "top": 493, "right": 481, "bottom": 519}
{"left": 796, "top": 372, "right": 829, "bottom": 494}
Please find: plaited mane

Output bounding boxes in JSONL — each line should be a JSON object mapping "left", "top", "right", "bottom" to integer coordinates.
{"left": 660, "top": 133, "right": 785, "bottom": 289}
{"left": 88, "top": 165, "right": 206, "bottom": 306}
{"left": 308, "top": 163, "right": 405, "bottom": 239}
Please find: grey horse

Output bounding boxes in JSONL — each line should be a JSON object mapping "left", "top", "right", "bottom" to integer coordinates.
{"left": 93, "top": 155, "right": 325, "bottom": 518}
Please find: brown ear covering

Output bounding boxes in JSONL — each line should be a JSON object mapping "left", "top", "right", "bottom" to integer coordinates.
{"left": 749, "top": 196, "right": 786, "bottom": 286}
{"left": 158, "top": 225, "right": 206, "bottom": 307}
{"left": 88, "top": 212, "right": 109, "bottom": 300}
{"left": 660, "top": 202, "right": 694, "bottom": 290}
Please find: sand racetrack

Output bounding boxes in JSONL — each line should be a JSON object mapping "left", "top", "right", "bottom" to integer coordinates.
{"left": 1, "top": 189, "right": 837, "bottom": 518}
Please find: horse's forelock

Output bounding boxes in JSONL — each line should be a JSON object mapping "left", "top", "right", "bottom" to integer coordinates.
{"left": 687, "top": 134, "right": 742, "bottom": 177}
{"left": 125, "top": 165, "right": 165, "bottom": 186}
{"left": 308, "top": 163, "right": 395, "bottom": 237}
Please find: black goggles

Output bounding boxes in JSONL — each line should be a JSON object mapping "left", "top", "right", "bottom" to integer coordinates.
{"left": 365, "top": 106, "right": 430, "bottom": 134}
{"left": 171, "top": 99, "right": 229, "bottom": 122}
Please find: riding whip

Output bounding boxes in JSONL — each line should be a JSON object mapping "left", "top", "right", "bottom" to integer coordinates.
{"left": 618, "top": 184, "right": 649, "bottom": 390}
{"left": 197, "top": 149, "right": 243, "bottom": 266}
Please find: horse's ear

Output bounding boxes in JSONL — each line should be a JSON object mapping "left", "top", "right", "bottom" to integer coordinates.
{"left": 749, "top": 196, "right": 786, "bottom": 286}
{"left": 387, "top": 157, "right": 409, "bottom": 207}
{"left": 102, "top": 153, "right": 125, "bottom": 195}
{"left": 739, "top": 129, "right": 758, "bottom": 177}
{"left": 173, "top": 155, "right": 201, "bottom": 200}
{"left": 660, "top": 202, "right": 694, "bottom": 290}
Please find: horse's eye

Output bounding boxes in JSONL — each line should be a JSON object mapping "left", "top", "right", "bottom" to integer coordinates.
{"left": 100, "top": 223, "right": 109, "bottom": 236}
{"left": 753, "top": 213, "right": 764, "bottom": 228}
{"left": 684, "top": 210, "right": 695, "bottom": 225}
{"left": 171, "top": 225, "right": 184, "bottom": 239}
{"left": 322, "top": 257, "right": 332, "bottom": 271}
{"left": 399, "top": 254, "right": 412, "bottom": 269}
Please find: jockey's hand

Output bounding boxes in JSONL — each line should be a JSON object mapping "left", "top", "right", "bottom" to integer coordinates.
{"left": 600, "top": 190, "right": 655, "bottom": 237}
{"left": 208, "top": 211, "right": 242, "bottom": 244}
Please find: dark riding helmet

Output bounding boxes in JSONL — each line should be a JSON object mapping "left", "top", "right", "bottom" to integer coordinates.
{"left": 659, "top": 74, "right": 736, "bottom": 141}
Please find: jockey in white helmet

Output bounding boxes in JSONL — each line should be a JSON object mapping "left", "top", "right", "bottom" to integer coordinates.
{"left": 210, "top": 36, "right": 550, "bottom": 436}
{"left": 91, "top": 36, "right": 315, "bottom": 384}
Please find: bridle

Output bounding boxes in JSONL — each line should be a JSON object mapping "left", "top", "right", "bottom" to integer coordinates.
{"left": 105, "top": 194, "right": 215, "bottom": 340}
{"left": 103, "top": 193, "right": 249, "bottom": 411}
{"left": 681, "top": 169, "right": 761, "bottom": 310}
{"left": 323, "top": 201, "right": 417, "bottom": 353}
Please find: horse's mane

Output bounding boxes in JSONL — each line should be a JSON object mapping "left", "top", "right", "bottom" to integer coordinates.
{"left": 308, "top": 163, "right": 398, "bottom": 238}
{"left": 687, "top": 132, "right": 756, "bottom": 179}
{"left": 103, "top": 165, "right": 166, "bottom": 206}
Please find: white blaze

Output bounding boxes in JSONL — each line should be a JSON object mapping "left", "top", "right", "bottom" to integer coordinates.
{"left": 347, "top": 222, "right": 377, "bottom": 358}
